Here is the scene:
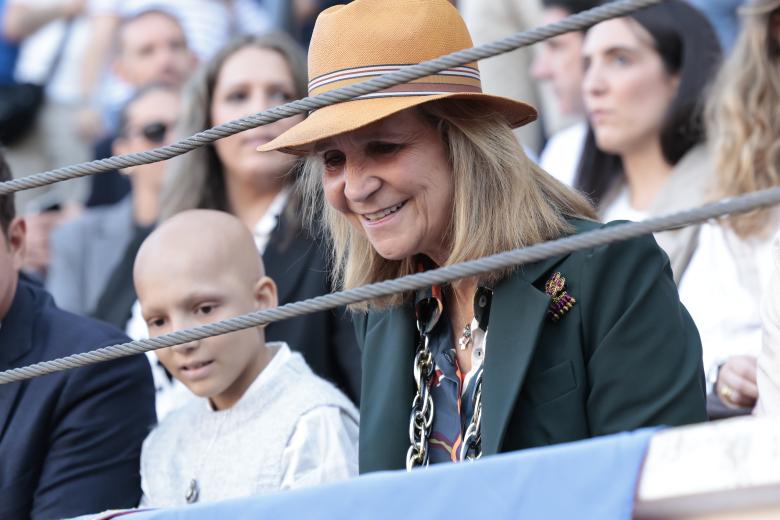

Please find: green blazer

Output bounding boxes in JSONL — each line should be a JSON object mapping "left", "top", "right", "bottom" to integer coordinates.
{"left": 354, "top": 219, "right": 707, "bottom": 473}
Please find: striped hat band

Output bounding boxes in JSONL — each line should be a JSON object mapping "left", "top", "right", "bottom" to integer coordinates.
{"left": 308, "top": 64, "right": 483, "bottom": 99}
{"left": 259, "top": 0, "right": 537, "bottom": 154}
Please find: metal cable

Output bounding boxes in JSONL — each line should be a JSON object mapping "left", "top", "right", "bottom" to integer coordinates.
{"left": 0, "top": 0, "right": 663, "bottom": 196}
{"left": 2, "top": 185, "right": 780, "bottom": 385}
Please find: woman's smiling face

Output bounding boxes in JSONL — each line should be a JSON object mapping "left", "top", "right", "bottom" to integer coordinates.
{"left": 317, "top": 109, "right": 454, "bottom": 264}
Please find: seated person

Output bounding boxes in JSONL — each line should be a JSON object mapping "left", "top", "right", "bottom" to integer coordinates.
{"left": 576, "top": 0, "right": 721, "bottom": 282}
{"left": 681, "top": 0, "right": 780, "bottom": 417}
{"left": 48, "top": 83, "right": 181, "bottom": 319}
{"left": 86, "top": 8, "right": 197, "bottom": 208}
{"left": 0, "top": 152, "right": 155, "bottom": 518}
{"left": 134, "top": 209, "right": 359, "bottom": 506}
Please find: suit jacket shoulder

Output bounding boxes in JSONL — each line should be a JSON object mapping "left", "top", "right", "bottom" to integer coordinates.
{"left": 47, "top": 197, "right": 135, "bottom": 314}
{"left": 0, "top": 278, "right": 156, "bottom": 518}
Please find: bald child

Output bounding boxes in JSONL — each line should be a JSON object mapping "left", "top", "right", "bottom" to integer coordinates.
{"left": 134, "top": 210, "right": 359, "bottom": 507}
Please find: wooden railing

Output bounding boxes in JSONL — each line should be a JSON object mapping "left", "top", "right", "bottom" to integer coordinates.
{"left": 634, "top": 416, "right": 780, "bottom": 519}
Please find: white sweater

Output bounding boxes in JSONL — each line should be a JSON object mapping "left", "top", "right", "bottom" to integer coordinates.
{"left": 140, "top": 342, "right": 359, "bottom": 507}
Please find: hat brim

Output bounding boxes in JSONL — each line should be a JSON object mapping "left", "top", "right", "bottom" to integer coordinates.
{"left": 258, "top": 93, "right": 537, "bottom": 155}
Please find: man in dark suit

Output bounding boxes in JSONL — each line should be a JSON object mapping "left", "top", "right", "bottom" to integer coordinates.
{"left": 0, "top": 153, "right": 156, "bottom": 518}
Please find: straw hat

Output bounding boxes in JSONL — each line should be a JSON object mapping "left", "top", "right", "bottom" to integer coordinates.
{"left": 259, "top": 0, "right": 538, "bottom": 155}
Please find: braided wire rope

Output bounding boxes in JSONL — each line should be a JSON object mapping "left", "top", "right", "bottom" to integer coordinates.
{"left": 3, "top": 185, "right": 780, "bottom": 384}
{"left": 0, "top": 0, "right": 663, "bottom": 196}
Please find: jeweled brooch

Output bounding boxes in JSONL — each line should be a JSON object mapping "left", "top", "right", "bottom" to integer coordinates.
{"left": 545, "top": 272, "right": 576, "bottom": 322}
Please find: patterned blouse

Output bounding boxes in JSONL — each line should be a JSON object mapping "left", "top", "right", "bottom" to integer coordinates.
{"left": 425, "top": 290, "right": 490, "bottom": 464}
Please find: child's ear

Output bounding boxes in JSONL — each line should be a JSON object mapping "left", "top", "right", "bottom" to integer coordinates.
{"left": 253, "top": 276, "right": 278, "bottom": 311}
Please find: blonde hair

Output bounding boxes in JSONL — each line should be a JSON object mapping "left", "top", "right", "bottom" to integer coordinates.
{"left": 707, "top": 7, "right": 780, "bottom": 239}
{"left": 300, "top": 100, "right": 597, "bottom": 310}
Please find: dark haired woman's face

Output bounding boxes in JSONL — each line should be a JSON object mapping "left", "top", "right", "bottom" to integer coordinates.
{"left": 582, "top": 18, "right": 680, "bottom": 157}
{"left": 210, "top": 47, "right": 304, "bottom": 192}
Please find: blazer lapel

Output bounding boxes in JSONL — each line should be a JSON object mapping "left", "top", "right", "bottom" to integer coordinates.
{"left": 481, "top": 259, "right": 561, "bottom": 455}
{"left": 0, "top": 281, "right": 37, "bottom": 440}
{"left": 359, "top": 304, "right": 418, "bottom": 471}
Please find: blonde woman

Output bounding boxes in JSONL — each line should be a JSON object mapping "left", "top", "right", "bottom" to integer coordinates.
{"left": 678, "top": 0, "right": 780, "bottom": 416}
{"left": 261, "top": 0, "right": 706, "bottom": 472}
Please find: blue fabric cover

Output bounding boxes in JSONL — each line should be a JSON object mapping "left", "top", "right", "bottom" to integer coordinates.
{"left": 110, "top": 428, "right": 656, "bottom": 520}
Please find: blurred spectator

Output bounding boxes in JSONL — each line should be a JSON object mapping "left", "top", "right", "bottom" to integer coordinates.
{"left": 531, "top": 0, "right": 599, "bottom": 186}
{"left": 84, "top": 0, "right": 271, "bottom": 100}
{"left": 48, "top": 83, "right": 180, "bottom": 318}
{"left": 81, "top": 2, "right": 268, "bottom": 208}
{"left": 159, "top": 34, "right": 361, "bottom": 404}
{"left": 292, "top": 0, "right": 343, "bottom": 46}
{"left": 0, "top": 148, "right": 155, "bottom": 518}
{"left": 0, "top": 0, "right": 20, "bottom": 83}
{"left": 460, "top": 0, "right": 545, "bottom": 154}
{"left": 3, "top": 0, "right": 101, "bottom": 281}
{"left": 91, "top": 8, "right": 196, "bottom": 131}
{"left": 4, "top": 0, "right": 94, "bottom": 211}
{"left": 688, "top": 0, "right": 747, "bottom": 51}
{"left": 683, "top": 0, "right": 780, "bottom": 416}
{"left": 576, "top": 0, "right": 722, "bottom": 282}
{"left": 85, "top": 8, "right": 196, "bottom": 208}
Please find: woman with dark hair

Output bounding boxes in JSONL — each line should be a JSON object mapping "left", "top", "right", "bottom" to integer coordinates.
{"left": 576, "top": 0, "right": 722, "bottom": 282}
{"left": 159, "top": 33, "right": 361, "bottom": 404}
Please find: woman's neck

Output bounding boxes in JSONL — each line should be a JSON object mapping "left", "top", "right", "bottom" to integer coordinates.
{"left": 224, "top": 174, "right": 285, "bottom": 230}
{"left": 449, "top": 277, "right": 479, "bottom": 324}
{"left": 448, "top": 276, "right": 479, "bottom": 373}
{"left": 131, "top": 180, "right": 162, "bottom": 227}
{"left": 621, "top": 139, "right": 674, "bottom": 211}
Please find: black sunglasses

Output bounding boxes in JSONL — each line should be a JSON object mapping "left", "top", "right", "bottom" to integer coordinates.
{"left": 138, "top": 121, "right": 170, "bottom": 144}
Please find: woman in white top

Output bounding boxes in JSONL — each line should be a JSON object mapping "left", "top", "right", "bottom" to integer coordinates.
{"left": 575, "top": 1, "right": 722, "bottom": 282}
{"left": 159, "top": 34, "right": 362, "bottom": 404}
{"left": 757, "top": 238, "right": 780, "bottom": 415}
{"left": 688, "top": 0, "right": 780, "bottom": 415}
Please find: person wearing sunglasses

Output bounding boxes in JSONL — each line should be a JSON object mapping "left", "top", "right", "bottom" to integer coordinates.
{"left": 47, "top": 82, "right": 180, "bottom": 322}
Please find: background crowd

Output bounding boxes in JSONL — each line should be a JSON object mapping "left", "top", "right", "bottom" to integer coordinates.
{"left": 1, "top": 0, "right": 780, "bottom": 517}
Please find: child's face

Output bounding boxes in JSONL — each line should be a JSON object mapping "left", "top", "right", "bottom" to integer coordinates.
{"left": 138, "top": 260, "right": 276, "bottom": 410}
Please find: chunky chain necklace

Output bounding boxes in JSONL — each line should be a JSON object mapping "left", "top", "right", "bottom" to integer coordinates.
{"left": 406, "top": 293, "right": 439, "bottom": 470}
{"left": 406, "top": 286, "right": 492, "bottom": 470}
{"left": 460, "top": 367, "right": 483, "bottom": 461}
